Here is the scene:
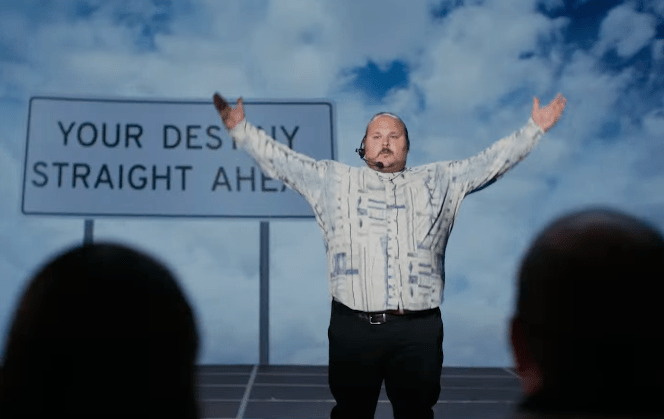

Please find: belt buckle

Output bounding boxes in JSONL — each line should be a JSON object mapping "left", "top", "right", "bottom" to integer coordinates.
{"left": 369, "top": 313, "right": 386, "bottom": 325}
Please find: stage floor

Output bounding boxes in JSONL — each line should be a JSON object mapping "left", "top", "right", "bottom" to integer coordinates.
{"left": 196, "top": 365, "right": 523, "bottom": 419}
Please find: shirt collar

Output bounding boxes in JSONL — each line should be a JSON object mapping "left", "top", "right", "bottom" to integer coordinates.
{"left": 373, "top": 167, "right": 408, "bottom": 183}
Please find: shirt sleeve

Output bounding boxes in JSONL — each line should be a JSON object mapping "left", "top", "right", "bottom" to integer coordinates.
{"left": 447, "top": 118, "right": 545, "bottom": 195}
{"left": 228, "top": 119, "right": 329, "bottom": 205}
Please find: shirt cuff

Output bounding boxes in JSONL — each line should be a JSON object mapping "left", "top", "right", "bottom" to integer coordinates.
{"left": 527, "top": 117, "right": 545, "bottom": 136}
{"left": 228, "top": 119, "right": 249, "bottom": 143}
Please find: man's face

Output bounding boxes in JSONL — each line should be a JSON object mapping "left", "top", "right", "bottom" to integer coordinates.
{"left": 364, "top": 115, "right": 408, "bottom": 173}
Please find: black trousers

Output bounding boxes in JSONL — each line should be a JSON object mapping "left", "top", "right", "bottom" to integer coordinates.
{"left": 328, "top": 300, "right": 444, "bottom": 419}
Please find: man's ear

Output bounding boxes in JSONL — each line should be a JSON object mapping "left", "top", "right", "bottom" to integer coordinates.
{"left": 510, "top": 317, "right": 543, "bottom": 395}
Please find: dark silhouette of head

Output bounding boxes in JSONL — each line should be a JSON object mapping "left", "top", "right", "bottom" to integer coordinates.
{"left": 0, "top": 242, "right": 199, "bottom": 418}
{"left": 511, "top": 208, "right": 664, "bottom": 416}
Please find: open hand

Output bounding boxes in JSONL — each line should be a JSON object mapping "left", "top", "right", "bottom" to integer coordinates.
{"left": 532, "top": 93, "right": 566, "bottom": 132}
{"left": 213, "top": 93, "right": 245, "bottom": 130}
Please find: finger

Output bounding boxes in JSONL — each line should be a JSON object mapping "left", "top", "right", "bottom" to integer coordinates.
{"left": 213, "top": 93, "right": 228, "bottom": 113}
{"left": 533, "top": 97, "right": 540, "bottom": 111}
{"left": 237, "top": 97, "right": 244, "bottom": 112}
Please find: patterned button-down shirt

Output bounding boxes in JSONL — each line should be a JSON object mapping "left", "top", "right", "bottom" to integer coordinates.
{"left": 229, "top": 118, "right": 544, "bottom": 312}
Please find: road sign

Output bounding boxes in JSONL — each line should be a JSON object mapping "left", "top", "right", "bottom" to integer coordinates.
{"left": 22, "top": 96, "right": 336, "bottom": 218}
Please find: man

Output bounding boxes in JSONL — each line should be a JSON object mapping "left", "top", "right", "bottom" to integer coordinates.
{"left": 0, "top": 243, "right": 200, "bottom": 418}
{"left": 214, "top": 92, "right": 566, "bottom": 419}
{"left": 510, "top": 208, "right": 664, "bottom": 418}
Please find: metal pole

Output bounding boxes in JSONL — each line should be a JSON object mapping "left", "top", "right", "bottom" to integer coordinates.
{"left": 83, "top": 219, "right": 94, "bottom": 244}
{"left": 259, "top": 221, "right": 270, "bottom": 365}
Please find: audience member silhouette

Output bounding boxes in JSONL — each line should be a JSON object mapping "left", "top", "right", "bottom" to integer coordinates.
{"left": 510, "top": 208, "right": 664, "bottom": 418}
{"left": 0, "top": 242, "right": 199, "bottom": 418}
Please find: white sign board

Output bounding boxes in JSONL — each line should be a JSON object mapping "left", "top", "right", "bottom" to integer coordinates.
{"left": 22, "top": 96, "right": 336, "bottom": 218}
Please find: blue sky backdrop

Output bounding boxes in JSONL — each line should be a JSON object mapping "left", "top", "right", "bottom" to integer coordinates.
{"left": 1, "top": 0, "right": 663, "bottom": 366}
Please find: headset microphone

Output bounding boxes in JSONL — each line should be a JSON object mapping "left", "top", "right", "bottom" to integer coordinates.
{"left": 356, "top": 147, "right": 383, "bottom": 169}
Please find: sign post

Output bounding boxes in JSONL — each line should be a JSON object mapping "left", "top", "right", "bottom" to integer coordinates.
{"left": 23, "top": 96, "right": 336, "bottom": 364}
{"left": 83, "top": 219, "right": 94, "bottom": 244}
{"left": 259, "top": 221, "right": 270, "bottom": 365}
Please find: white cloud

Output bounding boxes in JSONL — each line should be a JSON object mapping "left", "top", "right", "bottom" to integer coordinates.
{"left": 242, "top": 0, "right": 438, "bottom": 97}
{"left": 327, "top": 0, "right": 434, "bottom": 64}
{"left": 653, "top": 39, "right": 664, "bottom": 62}
{"left": 643, "top": 108, "right": 664, "bottom": 135}
{"left": 413, "top": 4, "right": 566, "bottom": 116}
{"left": 648, "top": 0, "right": 664, "bottom": 18}
{"left": 595, "top": 3, "right": 657, "bottom": 58}
{"left": 442, "top": 298, "right": 514, "bottom": 366}
{"left": 0, "top": 144, "right": 20, "bottom": 206}
{"left": 538, "top": 0, "right": 565, "bottom": 13}
{"left": 91, "top": 218, "right": 266, "bottom": 363}
{"left": 557, "top": 49, "right": 635, "bottom": 141}
{"left": 0, "top": 10, "right": 31, "bottom": 52}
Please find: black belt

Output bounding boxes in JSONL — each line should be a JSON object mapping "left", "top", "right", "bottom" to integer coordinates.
{"left": 332, "top": 299, "right": 439, "bottom": 325}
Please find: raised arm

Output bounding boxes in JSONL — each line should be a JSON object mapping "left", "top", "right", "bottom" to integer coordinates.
{"left": 450, "top": 94, "right": 566, "bottom": 195}
{"left": 212, "top": 93, "right": 329, "bottom": 204}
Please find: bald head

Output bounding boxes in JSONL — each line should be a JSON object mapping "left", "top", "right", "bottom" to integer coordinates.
{"left": 363, "top": 112, "right": 410, "bottom": 150}
{"left": 513, "top": 208, "right": 664, "bottom": 415}
{"left": 361, "top": 112, "right": 410, "bottom": 173}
